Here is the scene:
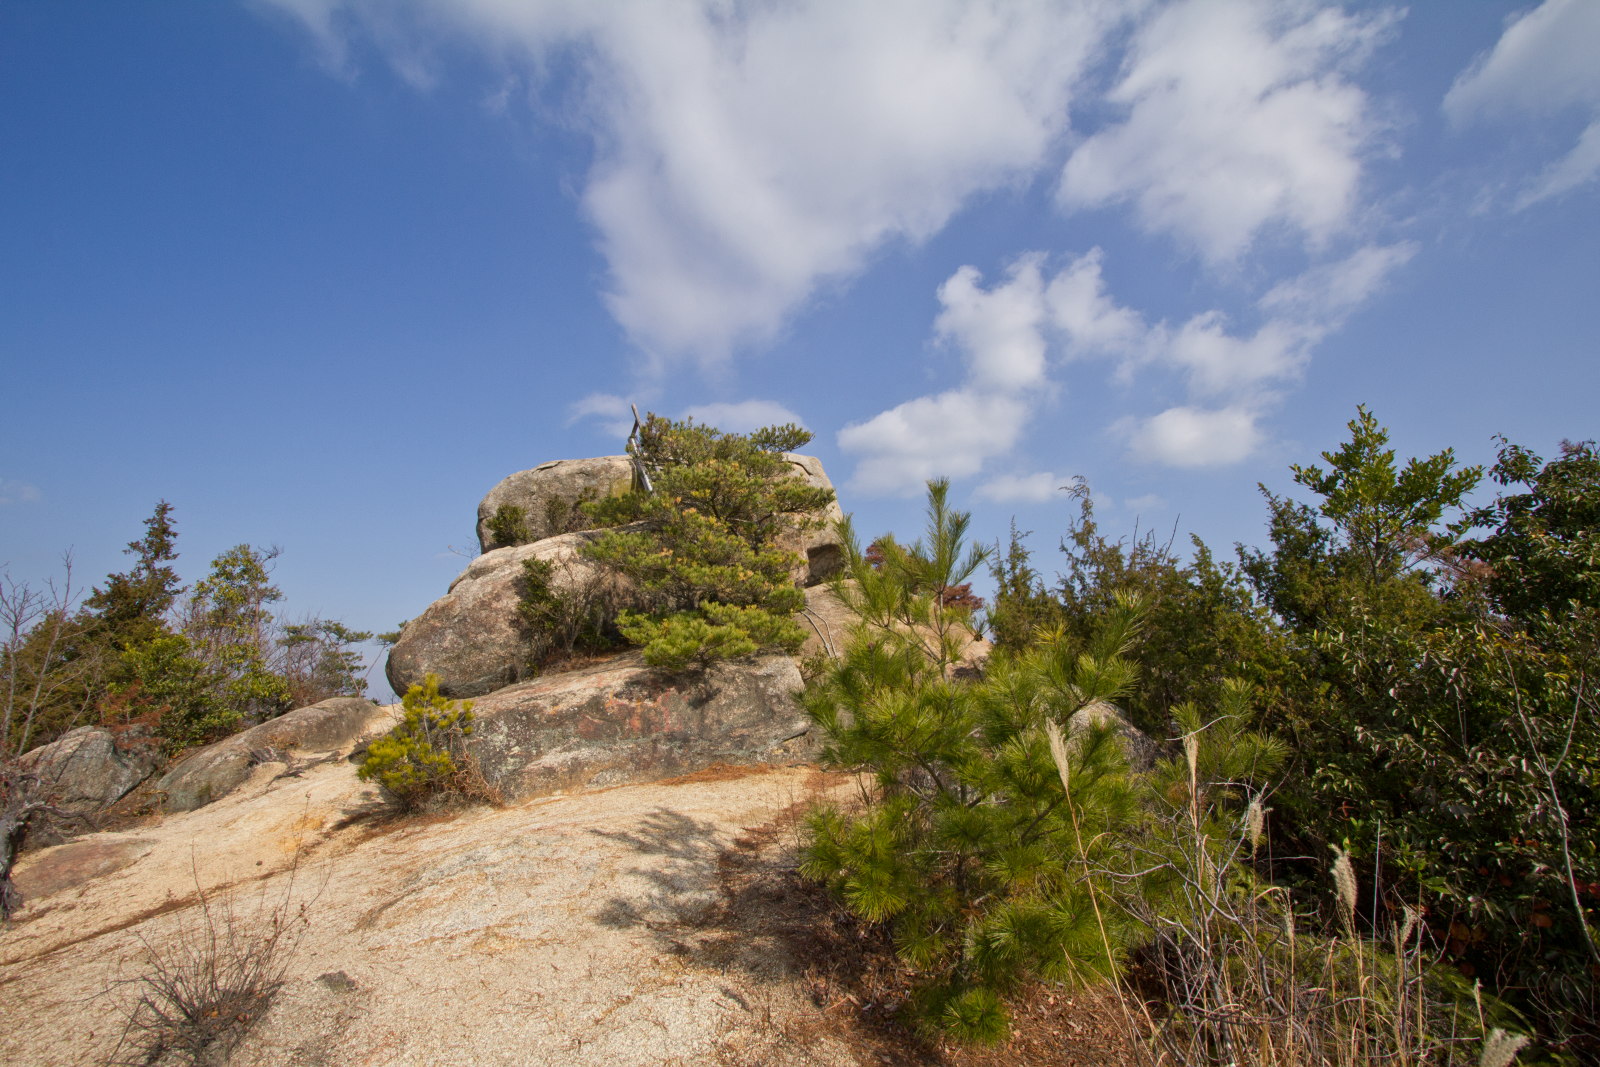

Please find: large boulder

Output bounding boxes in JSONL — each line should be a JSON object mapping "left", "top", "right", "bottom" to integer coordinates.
{"left": 386, "top": 530, "right": 639, "bottom": 700}
{"left": 158, "top": 696, "right": 387, "bottom": 812}
{"left": 476, "top": 456, "right": 636, "bottom": 553}
{"left": 464, "top": 651, "right": 815, "bottom": 801}
{"left": 775, "top": 453, "right": 846, "bottom": 585}
{"left": 475, "top": 453, "right": 844, "bottom": 584}
{"left": 18, "top": 726, "right": 161, "bottom": 814}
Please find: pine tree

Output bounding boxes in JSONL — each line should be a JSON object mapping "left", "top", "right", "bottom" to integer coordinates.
{"left": 581, "top": 414, "right": 833, "bottom": 670}
{"left": 801, "top": 480, "right": 1146, "bottom": 1042}
{"left": 84, "top": 500, "right": 182, "bottom": 651}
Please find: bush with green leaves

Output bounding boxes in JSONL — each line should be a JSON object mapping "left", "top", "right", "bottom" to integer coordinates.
{"left": 514, "top": 557, "right": 619, "bottom": 672}
{"left": 580, "top": 414, "right": 830, "bottom": 671}
{"left": 485, "top": 504, "right": 532, "bottom": 551}
{"left": 358, "top": 674, "right": 476, "bottom": 810}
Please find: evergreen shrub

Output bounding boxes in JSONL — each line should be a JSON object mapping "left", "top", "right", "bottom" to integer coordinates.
{"left": 358, "top": 674, "right": 477, "bottom": 810}
{"left": 580, "top": 414, "right": 829, "bottom": 671}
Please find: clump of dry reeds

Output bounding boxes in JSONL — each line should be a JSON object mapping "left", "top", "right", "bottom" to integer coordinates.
{"left": 1089, "top": 697, "right": 1530, "bottom": 1067}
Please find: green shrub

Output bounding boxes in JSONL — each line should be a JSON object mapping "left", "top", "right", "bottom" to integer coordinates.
{"left": 581, "top": 414, "right": 831, "bottom": 671}
{"left": 801, "top": 481, "right": 1141, "bottom": 1042}
{"left": 515, "top": 557, "right": 620, "bottom": 672}
{"left": 616, "top": 601, "right": 804, "bottom": 671}
{"left": 486, "top": 504, "right": 532, "bottom": 550}
{"left": 358, "top": 674, "right": 476, "bottom": 810}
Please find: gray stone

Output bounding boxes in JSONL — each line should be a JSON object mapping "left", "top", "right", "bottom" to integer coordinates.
{"left": 465, "top": 652, "right": 815, "bottom": 801}
{"left": 1069, "top": 700, "right": 1162, "bottom": 772}
{"left": 775, "top": 453, "right": 845, "bottom": 585}
{"left": 158, "top": 696, "right": 384, "bottom": 812}
{"left": 386, "top": 530, "right": 641, "bottom": 700}
{"left": 796, "top": 582, "right": 990, "bottom": 674}
{"left": 19, "top": 726, "right": 161, "bottom": 814}
{"left": 476, "top": 456, "right": 636, "bottom": 553}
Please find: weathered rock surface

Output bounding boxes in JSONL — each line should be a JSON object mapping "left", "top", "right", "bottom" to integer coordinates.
{"left": 1070, "top": 700, "right": 1163, "bottom": 772}
{"left": 386, "top": 530, "right": 641, "bottom": 699}
{"left": 465, "top": 652, "right": 815, "bottom": 801}
{"left": 18, "top": 726, "right": 161, "bottom": 813}
{"left": 158, "top": 696, "right": 390, "bottom": 812}
{"left": 776, "top": 453, "right": 846, "bottom": 585}
{"left": 476, "top": 456, "right": 636, "bottom": 552}
{"left": 3, "top": 754, "right": 860, "bottom": 1067}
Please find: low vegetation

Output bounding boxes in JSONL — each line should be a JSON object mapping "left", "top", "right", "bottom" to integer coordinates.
{"left": 357, "top": 673, "right": 482, "bottom": 811}
{"left": 802, "top": 409, "right": 1597, "bottom": 1062}
{"left": 108, "top": 870, "right": 311, "bottom": 1066}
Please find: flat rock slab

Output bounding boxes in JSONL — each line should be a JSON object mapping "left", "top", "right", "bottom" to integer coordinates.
{"left": 9, "top": 836, "right": 156, "bottom": 899}
{"left": 0, "top": 757, "right": 859, "bottom": 1067}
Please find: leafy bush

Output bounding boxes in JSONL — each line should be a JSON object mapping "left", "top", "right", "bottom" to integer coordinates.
{"left": 514, "top": 557, "right": 621, "bottom": 672}
{"left": 358, "top": 674, "right": 477, "bottom": 810}
{"left": 1119, "top": 694, "right": 1504, "bottom": 1067}
{"left": 616, "top": 601, "right": 804, "bottom": 671}
{"left": 485, "top": 504, "right": 532, "bottom": 550}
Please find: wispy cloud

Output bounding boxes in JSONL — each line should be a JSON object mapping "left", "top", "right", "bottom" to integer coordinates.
{"left": 975, "top": 471, "right": 1071, "bottom": 504}
{"left": 840, "top": 240, "right": 1415, "bottom": 490}
{"left": 1060, "top": 0, "right": 1397, "bottom": 262}
{"left": 0, "top": 478, "right": 42, "bottom": 507}
{"left": 261, "top": 0, "right": 1133, "bottom": 364}
{"left": 682, "top": 400, "right": 804, "bottom": 434}
{"left": 1445, "top": 0, "right": 1600, "bottom": 209}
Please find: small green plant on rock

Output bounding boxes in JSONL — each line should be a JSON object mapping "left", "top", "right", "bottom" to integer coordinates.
{"left": 358, "top": 674, "right": 477, "bottom": 810}
{"left": 515, "top": 557, "right": 619, "bottom": 672}
{"left": 485, "top": 504, "right": 532, "bottom": 550}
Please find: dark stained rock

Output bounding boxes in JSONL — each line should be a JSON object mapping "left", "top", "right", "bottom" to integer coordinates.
{"left": 464, "top": 652, "right": 814, "bottom": 801}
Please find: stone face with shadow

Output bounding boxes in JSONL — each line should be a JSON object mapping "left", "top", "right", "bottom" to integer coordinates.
{"left": 465, "top": 651, "right": 817, "bottom": 803}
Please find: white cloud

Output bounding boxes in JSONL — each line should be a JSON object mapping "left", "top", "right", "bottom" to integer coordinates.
{"left": 1445, "top": 0, "right": 1600, "bottom": 208}
{"left": 934, "top": 256, "right": 1051, "bottom": 392}
{"left": 681, "top": 399, "right": 804, "bottom": 434}
{"left": 839, "top": 256, "right": 1057, "bottom": 495}
{"left": 261, "top": 0, "right": 1131, "bottom": 363}
{"left": 1060, "top": 0, "right": 1396, "bottom": 261}
{"left": 975, "top": 471, "right": 1071, "bottom": 503}
{"left": 1118, "top": 405, "right": 1265, "bottom": 468}
{"left": 565, "top": 391, "right": 637, "bottom": 437}
{"left": 0, "top": 478, "right": 41, "bottom": 507}
{"left": 1258, "top": 240, "right": 1418, "bottom": 317}
{"left": 843, "top": 239, "right": 1414, "bottom": 488}
{"left": 840, "top": 390, "right": 1031, "bottom": 497}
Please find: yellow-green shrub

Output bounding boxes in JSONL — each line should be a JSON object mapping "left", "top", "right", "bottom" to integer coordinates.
{"left": 358, "top": 674, "right": 474, "bottom": 810}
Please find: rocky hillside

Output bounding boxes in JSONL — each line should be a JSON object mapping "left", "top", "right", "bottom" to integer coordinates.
{"left": 1, "top": 451, "right": 875, "bottom": 1065}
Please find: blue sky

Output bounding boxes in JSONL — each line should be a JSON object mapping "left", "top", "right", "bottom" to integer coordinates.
{"left": 3, "top": 1, "right": 1597, "bottom": 691}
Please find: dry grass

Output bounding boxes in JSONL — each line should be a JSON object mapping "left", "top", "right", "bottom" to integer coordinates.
{"left": 106, "top": 859, "right": 314, "bottom": 1066}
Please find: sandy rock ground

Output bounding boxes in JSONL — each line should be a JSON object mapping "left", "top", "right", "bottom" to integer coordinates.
{"left": 0, "top": 747, "right": 861, "bottom": 1066}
